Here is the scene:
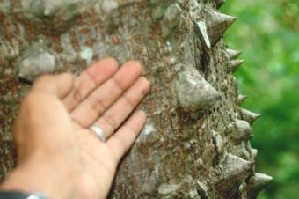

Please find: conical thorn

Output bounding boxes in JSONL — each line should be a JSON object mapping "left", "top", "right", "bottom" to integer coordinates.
{"left": 226, "top": 48, "right": 242, "bottom": 59}
{"left": 250, "top": 173, "right": 273, "bottom": 190}
{"left": 195, "top": 19, "right": 211, "bottom": 49}
{"left": 235, "top": 120, "right": 252, "bottom": 142}
{"left": 236, "top": 95, "right": 247, "bottom": 105}
{"left": 175, "top": 69, "right": 221, "bottom": 111}
{"left": 204, "top": 8, "right": 237, "bottom": 46}
{"left": 252, "top": 149, "right": 258, "bottom": 159}
{"left": 230, "top": 59, "right": 244, "bottom": 72}
{"left": 239, "top": 108, "right": 261, "bottom": 124}
{"left": 247, "top": 173, "right": 273, "bottom": 197}
{"left": 18, "top": 41, "right": 56, "bottom": 83}
{"left": 216, "top": 153, "right": 253, "bottom": 190}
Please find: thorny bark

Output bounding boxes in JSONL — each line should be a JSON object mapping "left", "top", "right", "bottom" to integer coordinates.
{"left": 0, "top": 0, "right": 272, "bottom": 198}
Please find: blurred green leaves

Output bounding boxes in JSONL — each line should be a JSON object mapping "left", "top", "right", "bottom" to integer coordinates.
{"left": 223, "top": 0, "right": 299, "bottom": 198}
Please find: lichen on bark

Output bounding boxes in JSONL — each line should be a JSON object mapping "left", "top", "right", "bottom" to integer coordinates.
{"left": 0, "top": 0, "right": 272, "bottom": 198}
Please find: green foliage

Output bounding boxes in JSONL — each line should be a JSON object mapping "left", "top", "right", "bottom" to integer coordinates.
{"left": 223, "top": 0, "right": 299, "bottom": 198}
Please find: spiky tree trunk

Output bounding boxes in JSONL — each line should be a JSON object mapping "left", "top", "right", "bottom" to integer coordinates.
{"left": 0, "top": 0, "right": 272, "bottom": 198}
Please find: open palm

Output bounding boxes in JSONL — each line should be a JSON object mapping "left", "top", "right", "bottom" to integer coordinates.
{"left": 3, "top": 58, "right": 149, "bottom": 199}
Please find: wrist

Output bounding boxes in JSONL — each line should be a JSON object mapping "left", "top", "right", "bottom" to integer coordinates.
{"left": 1, "top": 165, "right": 52, "bottom": 198}
{"left": 0, "top": 190, "right": 48, "bottom": 199}
{"left": 1, "top": 158, "right": 80, "bottom": 199}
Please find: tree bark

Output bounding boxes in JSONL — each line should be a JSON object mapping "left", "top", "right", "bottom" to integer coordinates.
{"left": 0, "top": 0, "right": 272, "bottom": 198}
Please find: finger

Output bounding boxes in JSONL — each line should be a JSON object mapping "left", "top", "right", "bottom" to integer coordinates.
{"left": 63, "top": 57, "right": 119, "bottom": 111}
{"left": 71, "top": 61, "right": 143, "bottom": 128}
{"left": 107, "top": 111, "right": 147, "bottom": 162}
{"left": 95, "top": 77, "right": 149, "bottom": 137}
{"left": 32, "top": 73, "right": 74, "bottom": 99}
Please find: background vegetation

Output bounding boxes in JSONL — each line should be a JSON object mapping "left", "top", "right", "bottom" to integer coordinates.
{"left": 223, "top": 0, "right": 299, "bottom": 198}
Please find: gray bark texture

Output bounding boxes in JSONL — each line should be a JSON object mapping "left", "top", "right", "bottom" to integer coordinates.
{"left": 0, "top": 0, "right": 272, "bottom": 198}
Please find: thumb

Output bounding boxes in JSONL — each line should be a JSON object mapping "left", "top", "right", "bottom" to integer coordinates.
{"left": 32, "top": 73, "right": 75, "bottom": 99}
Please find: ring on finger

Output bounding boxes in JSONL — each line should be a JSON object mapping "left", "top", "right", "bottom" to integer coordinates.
{"left": 89, "top": 124, "right": 107, "bottom": 142}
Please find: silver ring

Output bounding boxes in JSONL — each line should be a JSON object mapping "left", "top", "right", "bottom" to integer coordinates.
{"left": 90, "top": 124, "right": 106, "bottom": 142}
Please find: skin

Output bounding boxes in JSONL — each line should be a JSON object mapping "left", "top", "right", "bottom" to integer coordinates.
{"left": 0, "top": 58, "right": 150, "bottom": 199}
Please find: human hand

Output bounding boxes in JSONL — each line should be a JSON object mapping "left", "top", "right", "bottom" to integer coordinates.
{"left": 1, "top": 58, "right": 150, "bottom": 199}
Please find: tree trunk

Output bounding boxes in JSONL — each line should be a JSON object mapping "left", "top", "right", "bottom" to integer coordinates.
{"left": 0, "top": 0, "right": 272, "bottom": 198}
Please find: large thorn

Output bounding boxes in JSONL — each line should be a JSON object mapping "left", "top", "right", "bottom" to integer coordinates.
{"left": 251, "top": 149, "right": 258, "bottom": 159}
{"left": 175, "top": 69, "right": 221, "bottom": 111}
{"left": 230, "top": 59, "right": 244, "bottom": 73}
{"left": 239, "top": 108, "right": 261, "bottom": 124}
{"left": 235, "top": 120, "right": 252, "bottom": 142}
{"left": 250, "top": 173, "right": 273, "bottom": 190}
{"left": 204, "top": 8, "right": 237, "bottom": 47}
{"left": 226, "top": 48, "right": 242, "bottom": 59}
{"left": 195, "top": 19, "right": 211, "bottom": 49}
{"left": 18, "top": 41, "right": 56, "bottom": 84}
{"left": 236, "top": 95, "right": 247, "bottom": 105}
{"left": 247, "top": 173, "right": 273, "bottom": 198}
{"left": 216, "top": 153, "right": 253, "bottom": 190}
